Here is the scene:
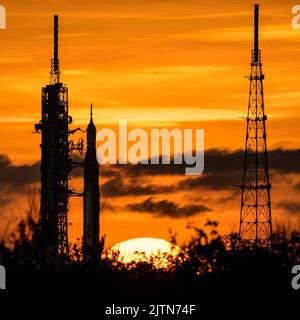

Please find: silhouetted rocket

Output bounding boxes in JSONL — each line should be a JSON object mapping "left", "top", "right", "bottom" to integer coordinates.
{"left": 83, "top": 104, "right": 100, "bottom": 262}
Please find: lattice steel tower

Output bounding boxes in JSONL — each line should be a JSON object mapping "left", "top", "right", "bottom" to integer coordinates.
{"left": 35, "top": 16, "right": 71, "bottom": 257}
{"left": 239, "top": 5, "right": 272, "bottom": 245}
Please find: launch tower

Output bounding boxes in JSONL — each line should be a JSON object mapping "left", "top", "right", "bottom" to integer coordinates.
{"left": 35, "top": 16, "right": 71, "bottom": 257}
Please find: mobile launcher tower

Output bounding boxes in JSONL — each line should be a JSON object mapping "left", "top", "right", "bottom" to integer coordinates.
{"left": 35, "top": 16, "right": 73, "bottom": 258}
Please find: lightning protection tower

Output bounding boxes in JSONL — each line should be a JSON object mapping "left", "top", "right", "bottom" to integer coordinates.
{"left": 239, "top": 5, "right": 272, "bottom": 246}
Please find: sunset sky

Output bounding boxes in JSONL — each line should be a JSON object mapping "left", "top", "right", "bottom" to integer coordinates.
{"left": 0, "top": 0, "right": 300, "bottom": 247}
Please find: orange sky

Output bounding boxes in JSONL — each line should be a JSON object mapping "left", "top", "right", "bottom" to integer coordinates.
{"left": 0, "top": 0, "right": 300, "bottom": 246}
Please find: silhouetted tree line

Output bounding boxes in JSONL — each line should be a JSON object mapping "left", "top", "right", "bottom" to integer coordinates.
{"left": 0, "top": 208, "right": 299, "bottom": 313}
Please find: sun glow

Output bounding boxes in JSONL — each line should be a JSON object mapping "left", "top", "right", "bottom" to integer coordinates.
{"left": 110, "top": 237, "right": 181, "bottom": 268}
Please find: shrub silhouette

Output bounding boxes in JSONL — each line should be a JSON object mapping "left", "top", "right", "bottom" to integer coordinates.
{"left": 0, "top": 209, "right": 299, "bottom": 308}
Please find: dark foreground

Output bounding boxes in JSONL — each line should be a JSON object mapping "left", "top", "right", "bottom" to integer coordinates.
{"left": 0, "top": 219, "right": 299, "bottom": 317}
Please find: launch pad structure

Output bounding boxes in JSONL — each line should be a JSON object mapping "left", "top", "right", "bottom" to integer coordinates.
{"left": 35, "top": 16, "right": 100, "bottom": 260}
{"left": 33, "top": 6, "right": 273, "bottom": 260}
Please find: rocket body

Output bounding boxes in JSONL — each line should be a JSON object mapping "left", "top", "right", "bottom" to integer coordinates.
{"left": 83, "top": 108, "right": 100, "bottom": 262}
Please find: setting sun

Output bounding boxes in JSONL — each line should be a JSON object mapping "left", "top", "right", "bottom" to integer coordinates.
{"left": 110, "top": 238, "right": 181, "bottom": 268}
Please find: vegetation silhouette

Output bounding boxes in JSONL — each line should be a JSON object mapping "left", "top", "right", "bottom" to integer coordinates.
{"left": 0, "top": 202, "right": 299, "bottom": 312}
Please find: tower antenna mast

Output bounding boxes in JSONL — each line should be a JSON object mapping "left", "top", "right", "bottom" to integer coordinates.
{"left": 50, "top": 15, "right": 61, "bottom": 84}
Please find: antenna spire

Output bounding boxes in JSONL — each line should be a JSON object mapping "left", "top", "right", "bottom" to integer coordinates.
{"left": 50, "top": 15, "right": 61, "bottom": 84}
{"left": 90, "top": 103, "right": 93, "bottom": 120}
{"left": 253, "top": 4, "right": 260, "bottom": 63}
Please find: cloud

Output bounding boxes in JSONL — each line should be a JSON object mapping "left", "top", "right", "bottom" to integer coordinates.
{"left": 0, "top": 155, "right": 40, "bottom": 187}
{"left": 100, "top": 200, "right": 115, "bottom": 212}
{"left": 114, "top": 148, "right": 300, "bottom": 178}
{"left": 101, "top": 175, "right": 173, "bottom": 197}
{"left": 199, "top": 148, "right": 300, "bottom": 174}
{"left": 106, "top": 148, "right": 300, "bottom": 194}
{"left": 267, "top": 149, "right": 300, "bottom": 173}
{"left": 178, "top": 171, "right": 241, "bottom": 191}
{"left": 0, "top": 192, "right": 12, "bottom": 210}
{"left": 277, "top": 201, "right": 300, "bottom": 215}
{"left": 127, "top": 196, "right": 212, "bottom": 218}
{"left": 0, "top": 155, "right": 39, "bottom": 208}
{"left": 294, "top": 182, "right": 300, "bottom": 190}
{"left": 0, "top": 148, "right": 300, "bottom": 199}
{"left": 0, "top": 154, "right": 84, "bottom": 188}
